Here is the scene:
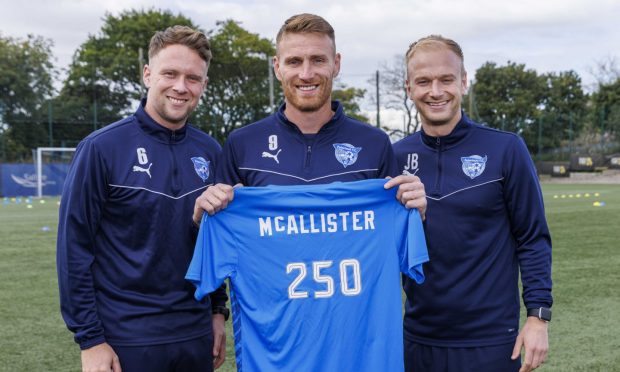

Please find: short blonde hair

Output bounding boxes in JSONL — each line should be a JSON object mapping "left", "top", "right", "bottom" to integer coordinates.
{"left": 149, "top": 25, "right": 212, "bottom": 67}
{"left": 276, "top": 13, "right": 336, "bottom": 55}
{"left": 406, "top": 35, "right": 465, "bottom": 74}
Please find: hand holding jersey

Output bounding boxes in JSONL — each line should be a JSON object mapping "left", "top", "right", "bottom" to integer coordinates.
{"left": 397, "top": 35, "right": 552, "bottom": 372}
{"left": 193, "top": 183, "right": 241, "bottom": 224}
{"left": 384, "top": 174, "right": 427, "bottom": 220}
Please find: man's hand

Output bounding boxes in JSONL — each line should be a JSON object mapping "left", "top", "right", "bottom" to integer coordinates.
{"left": 81, "top": 342, "right": 121, "bottom": 372}
{"left": 212, "top": 314, "right": 227, "bottom": 369}
{"left": 193, "top": 184, "right": 238, "bottom": 225}
{"left": 383, "top": 175, "right": 427, "bottom": 220}
{"left": 511, "top": 317, "right": 549, "bottom": 372}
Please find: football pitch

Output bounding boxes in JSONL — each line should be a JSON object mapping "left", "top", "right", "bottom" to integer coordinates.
{"left": 0, "top": 183, "right": 618, "bottom": 371}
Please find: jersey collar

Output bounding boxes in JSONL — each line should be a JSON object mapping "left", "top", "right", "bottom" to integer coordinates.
{"left": 134, "top": 99, "right": 188, "bottom": 143}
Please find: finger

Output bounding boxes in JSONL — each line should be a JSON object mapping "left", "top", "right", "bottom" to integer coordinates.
{"left": 384, "top": 175, "right": 405, "bottom": 189}
{"left": 193, "top": 204, "right": 205, "bottom": 225}
{"left": 212, "top": 334, "right": 221, "bottom": 358}
{"left": 203, "top": 190, "right": 230, "bottom": 214}
{"left": 112, "top": 354, "right": 122, "bottom": 372}
{"left": 511, "top": 337, "right": 523, "bottom": 360}
{"left": 214, "top": 342, "right": 226, "bottom": 369}
{"left": 521, "top": 348, "right": 534, "bottom": 372}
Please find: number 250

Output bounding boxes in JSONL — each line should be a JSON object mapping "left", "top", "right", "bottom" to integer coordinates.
{"left": 286, "top": 259, "right": 362, "bottom": 299}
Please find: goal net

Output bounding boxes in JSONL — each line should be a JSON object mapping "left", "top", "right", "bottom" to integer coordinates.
{"left": 35, "top": 147, "right": 76, "bottom": 198}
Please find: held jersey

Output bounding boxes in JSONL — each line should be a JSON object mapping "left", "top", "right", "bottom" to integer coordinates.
{"left": 393, "top": 112, "right": 552, "bottom": 347}
{"left": 216, "top": 101, "right": 398, "bottom": 186}
{"left": 186, "top": 179, "right": 429, "bottom": 372}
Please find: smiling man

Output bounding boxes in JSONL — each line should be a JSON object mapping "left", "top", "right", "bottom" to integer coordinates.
{"left": 193, "top": 13, "right": 426, "bottom": 219}
{"left": 394, "top": 35, "right": 553, "bottom": 372}
{"left": 57, "top": 26, "right": 228, "bottom": 372}
{"left": 189, "top": 13, "right": 428, "bottom": 370}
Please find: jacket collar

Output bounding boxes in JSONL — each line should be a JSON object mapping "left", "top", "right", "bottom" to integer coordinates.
{"left": 420, "top": 111, "right": 474, "bottom": 149}
{"left": 134, "top": 99, "right": 187, "bottom": 143}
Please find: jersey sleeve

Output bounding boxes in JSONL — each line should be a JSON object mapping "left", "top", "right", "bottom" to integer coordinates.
{"left": 396, "top": 206, "right": 429, "bottom": 284}
{"left": 186, "top": 213, "right": 238, "bottom": 301}
{"left": 504, "top": 136, "right": 553, "bottom": 309}
{"left": 56, "top": 138, "right": 108, "bottom": 350}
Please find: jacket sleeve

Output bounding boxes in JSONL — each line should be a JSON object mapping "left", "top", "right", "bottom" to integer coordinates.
{"left": 215, "top": 134, "right": 243, "bottom": 185}
{"left": 504, "top": 136, "right": 553, "bottom": 309}
{"left": 56, "top": 139, "right": 108, "bottom": 350}
{"left": 379, "top": 134, "right": 399, "bottom": 178}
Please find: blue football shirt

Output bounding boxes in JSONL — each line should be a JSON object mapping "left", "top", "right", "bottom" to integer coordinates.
{"left": 186, "top": 179, "right": 429, "bottom": 372}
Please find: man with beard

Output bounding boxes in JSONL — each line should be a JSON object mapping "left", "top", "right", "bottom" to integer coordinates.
{"left": 189, "top": 15, "right": 427, "bottom": 370}
{"left": 192, "top": 13, "right": 425, "bottom": 219}
{"left": 394, "top": 35, "right": 552, "bottom": 372}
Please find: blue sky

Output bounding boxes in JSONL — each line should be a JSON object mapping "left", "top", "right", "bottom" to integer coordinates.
{"left": 1, "top": 0, "right": 618, "bottom": 119}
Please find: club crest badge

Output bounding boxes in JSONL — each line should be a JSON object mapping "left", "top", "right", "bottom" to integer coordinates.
{"left": 461, "top": 155, "right": 487, "bottom": 179}
{"left": 191, "top": 157, "right": 210, "bottom": 182}
{"left": 333, "top": 143, "right": 362, "bottom": 168}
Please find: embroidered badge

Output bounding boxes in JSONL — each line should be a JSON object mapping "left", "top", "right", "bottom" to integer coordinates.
{"left": 461, "top": 155, "right": 487, "bottom": 179}
{"left": 333, "top": 143, "right": 362, "bottom": 168}
{"left": 191, "top": 157, "right": 210, "bottom": 182}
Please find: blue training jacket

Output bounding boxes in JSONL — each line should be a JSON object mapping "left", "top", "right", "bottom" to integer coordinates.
{"left": 57, "top": 101, "right": 227, "bottom": 349}
{"left": 216, "top": 101, "right": 398, "bottom": 185}
{"left": 393, "top": 112, "right": 553, "bottom": 347}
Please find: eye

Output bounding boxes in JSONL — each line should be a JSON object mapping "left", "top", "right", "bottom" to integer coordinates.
{"left": 187, "top": 75, "right": 203, "bottom": 83}
{"left": 287, "top": 58, "right": 301, "bottom": 66}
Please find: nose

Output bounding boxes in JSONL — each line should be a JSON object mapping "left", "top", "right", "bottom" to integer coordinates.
{"left": 298, "top": 61, "right": 314, "bottom": 81}
{"left": 430, "top": 80, "right": 442, "bottom": 97}
{"left": 172, "top": 77, "right": 188, "bottom": 94}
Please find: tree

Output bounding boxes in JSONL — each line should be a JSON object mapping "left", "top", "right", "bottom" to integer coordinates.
{"left": 371, "top": 55, "right": 420, "bottom": 138}
{"left": 53, "top": 9, "right": 198, "bottom": 146}
{"left": 472, "top": 61, "right": 544, "bottom": 152}
{"left": 0, "top": 33, "right": 55, "bottom": 160}
{"left": 591, "top": 78, "right": 620, "bottom": 137}
{"left": 588, "top": 55, "right": 620, "bottom": 88}
{"left": 332, "top": 83, "right": 369, "bottom": 123}
{"left": 194, "top": 20, "right": 278, "bottom": 143}
{"left": 539, "top": 71, "right": 587, "bottom": 150}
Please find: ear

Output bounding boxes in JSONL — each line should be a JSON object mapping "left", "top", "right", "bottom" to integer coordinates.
{"left": 461, "top": 71, "right": 468, "bottom": 92}
{"left": 333, "top": 52, "right": 341, "bottom": 78}
{"left": 273, "top": 55, "right": 282, "bottom": 81}
{"left": 405, "top": 78, "right": 412, "bottom": 99}
{"left": 143, "top": 64, "right": 152, "bottom": 88}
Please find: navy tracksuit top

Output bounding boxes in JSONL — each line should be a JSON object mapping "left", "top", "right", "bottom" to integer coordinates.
{"left": 57, "top": 101, "right": 226, "bottom": 349}
{"left": 216, "top": 101, "right": 397, "bottom": 186}
{"left": 393, "top": 112, "right": 553, "bottom": 347}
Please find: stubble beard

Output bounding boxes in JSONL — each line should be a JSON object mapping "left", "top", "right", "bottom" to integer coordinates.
{"left": 284, "top": 77, "right": 333, "bottom": 113}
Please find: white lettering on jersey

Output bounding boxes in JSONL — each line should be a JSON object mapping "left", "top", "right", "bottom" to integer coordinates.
{"left": 403, "top": 153, "right": 418, "bottom": 175}
{"left": 287, "top": 259, "right": 362, "bottom": 299}
{"left": 137, "top": 148, "right": 149, "bottom": 165}
{"left": 268, "top": 134, "right": 278, "bottom": 151}
{"left": 258, "top": 210, "right": 375, "bottom": 237}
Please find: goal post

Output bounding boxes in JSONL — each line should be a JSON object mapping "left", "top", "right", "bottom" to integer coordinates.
{"left": 36, "top": 147, "right": 76, "bottom": 198}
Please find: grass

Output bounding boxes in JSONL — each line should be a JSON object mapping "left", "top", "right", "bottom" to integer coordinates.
{"left": 1, "top": 184, "right": 619, "bottom": 371}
